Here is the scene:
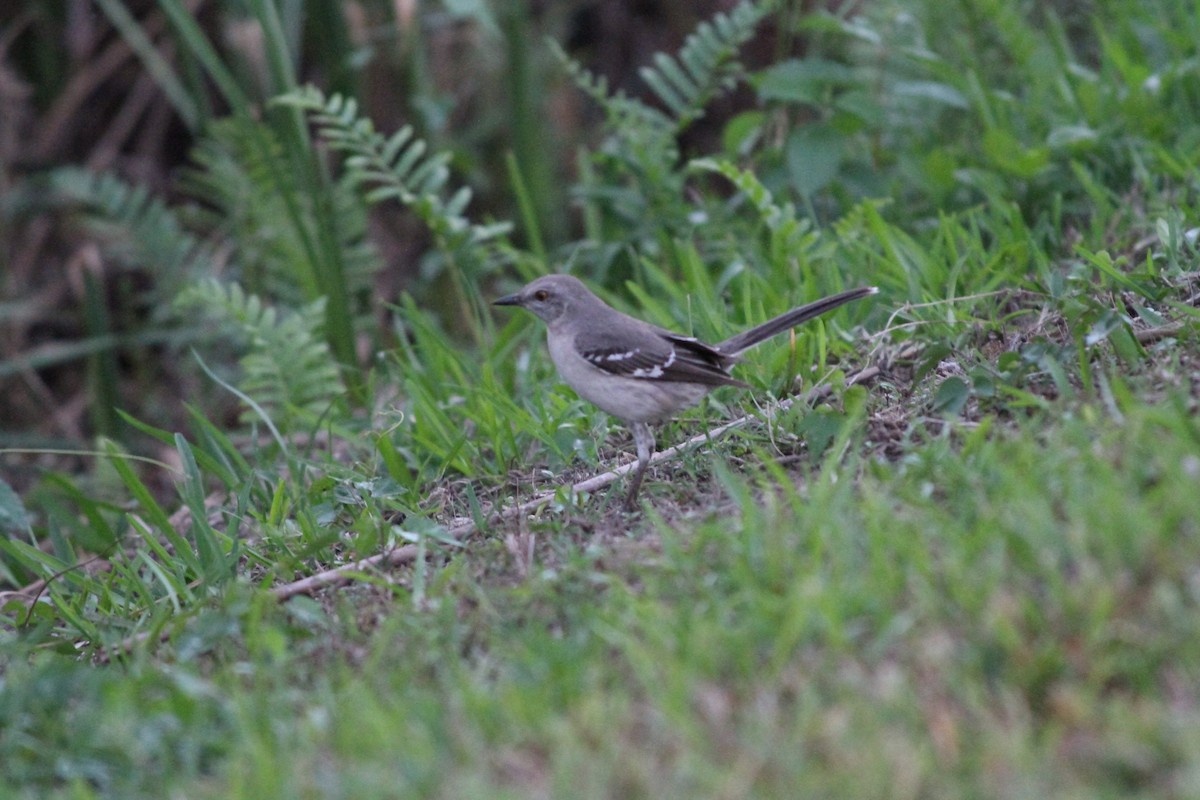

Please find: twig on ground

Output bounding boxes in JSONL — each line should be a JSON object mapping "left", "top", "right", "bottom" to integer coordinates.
{"left": 1135, "top": 323, "right": 1186, "bottom": 344}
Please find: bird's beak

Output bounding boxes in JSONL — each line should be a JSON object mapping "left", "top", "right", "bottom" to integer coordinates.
{"left": 493, "top": 292, "right": 523, "bottom": 307}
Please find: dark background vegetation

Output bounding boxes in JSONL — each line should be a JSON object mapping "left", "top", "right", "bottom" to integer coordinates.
{"left": 1, "top": 0, "right": 771, "bottom": 466}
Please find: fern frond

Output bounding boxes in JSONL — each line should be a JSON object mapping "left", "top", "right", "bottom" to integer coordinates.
{"left": 176, "top": 279, "right": 345, "bottom": 428}
{"left": 639, "top": 0, "right": 767, "bottom": 130}
{"left": 691, "top": 157, "right": 817, "bottom": 256}
{"left": 549, "top": 40, "right": 674, "bottom": 137}
{"left": 274, "top": 87, "right": 512, "bottom": 261}
{"left": 550, "top": 1, "right": 770, "bottom": 266}
{"left": 183, "top": 117, "right": 380, "bottom": 311}
{"left": 556, "top": 1, "right": 767, "bottom": 136}
{"left": 47, "top": 167, "right": 214, "bottom": 301}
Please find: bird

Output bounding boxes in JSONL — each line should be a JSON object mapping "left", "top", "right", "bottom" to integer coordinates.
{"left": 494, "top": 274, "right": 877, "bottom": 510}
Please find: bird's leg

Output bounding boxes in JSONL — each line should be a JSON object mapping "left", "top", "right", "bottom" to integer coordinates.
{"left": 623, "top": 421, "right": 655, "bottom": 511}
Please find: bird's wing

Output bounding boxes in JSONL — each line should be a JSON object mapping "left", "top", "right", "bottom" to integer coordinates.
{"left": 573, "top": 327, "right": 746, "bottom": 388}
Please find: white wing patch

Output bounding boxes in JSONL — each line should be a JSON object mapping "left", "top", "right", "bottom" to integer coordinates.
{"left": 584, "top": 350, "right": 636, "bottom": 365}
{"left": 630, "top": 346, "right": 675, "bottom": 379}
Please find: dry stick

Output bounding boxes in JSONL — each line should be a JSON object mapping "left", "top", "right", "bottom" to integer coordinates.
{"left": 271, "top": 545, "right": 420, "bottom": 601}
{"left": 1135, "top": 323, "right": 1186, "bottom": 344}
{"left": 268, "top": 363, "right": 882, "bottom": 600}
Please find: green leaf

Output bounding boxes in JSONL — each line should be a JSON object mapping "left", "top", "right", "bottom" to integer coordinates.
{"left": 933, "top": 377, "right": 971, "bottom": 415}
{"left": 982, "top": 129, "right": 1050, "bottom": 178}
{"left": 891, "top": 80, "right": 969, "bottom": 109}
{"left": 796, "top": 408, "right": 848, "bottom": 463}
{"left": 1047, "top": 124, "right": 1099, "bottom": 150}
{"left": 176, "top": 434, "right": 234, "bottom": 584}
{"left": 754, "top": 58, "right": 857, "bottom": 104}
{"left": 1085, "top": 309, "right": 1128, "bottom": 347}
{"left": 721, "top": 110, "right": 765, "bottom": 156}
{"left": 786, "top": 124, "right": 844, "bottom": 195}
{"left": 0, "top": 479, "right": 32, "bottom": 536}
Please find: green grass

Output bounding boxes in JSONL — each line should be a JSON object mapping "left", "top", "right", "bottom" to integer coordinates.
{"left": 3, "top": 399, "right": 1198, "bottom": 798}
{"left": 3, "top": 0, "right": 1200, "bottom": 797}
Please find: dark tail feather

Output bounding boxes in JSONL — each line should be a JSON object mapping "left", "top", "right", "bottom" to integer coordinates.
{"left": 717, "top": 286, "right": 878, "bottom": 355}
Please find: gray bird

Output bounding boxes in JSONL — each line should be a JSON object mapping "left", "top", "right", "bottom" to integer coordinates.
{"left": 495, "top": 274, "right": 876, "bottom": 510}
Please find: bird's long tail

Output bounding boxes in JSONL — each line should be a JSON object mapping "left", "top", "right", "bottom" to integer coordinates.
{"left": 717, "top": 286, "right": 878, "bottom": 355}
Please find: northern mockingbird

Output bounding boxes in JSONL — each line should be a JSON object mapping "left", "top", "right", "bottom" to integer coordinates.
{"left": 495, "top": 274, "right": 877, "bottom": 510}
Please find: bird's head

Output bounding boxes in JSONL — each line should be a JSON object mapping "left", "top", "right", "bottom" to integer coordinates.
{"left": 493, "top": 274, "right": 597, "bottom": 327}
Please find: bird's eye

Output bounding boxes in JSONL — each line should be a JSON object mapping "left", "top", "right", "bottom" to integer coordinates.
{"left": 534, "top": 290, "right": 549, "bottom": 302}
